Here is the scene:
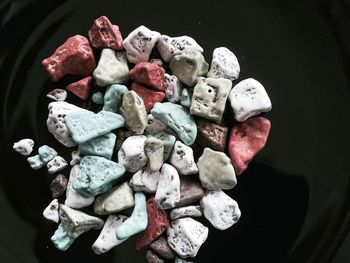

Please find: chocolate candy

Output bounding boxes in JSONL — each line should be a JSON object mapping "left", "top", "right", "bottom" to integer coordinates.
{"left": 131, "top": 83, "right": 165, "bottom": 112}
{"left": 27, "top": 155, "right": 45, "bottom": 170}
{"left": 196, "top": 119, "right": 228, "bottom": 151}
{"left": 207, "top": 47, "right": 240, "bottom": 80}
{"left": 155, "top": 164, "right": 180, "bottom": 209}
{"left": 66, "top": 76, "right": 92, "bottom": 100}
{"left": 170, "top": 141, "right": 198, "bottom": 175}
{"left": 103, "top": 84, "right": 129, "bottom": 113}
{"left": 129, "top": 168, "right": 160, "bottom": 193}
{"left": 146, "top": 249, "right": 164, "bottom": 263}
{"left": 13, "top": 138, "right": 34, "bottom": 156}
{"left": 144, "top": 137, "right": 164, "bottom": 172}
{"left": 149, "top": 236, "right": 176, "bottom": 260}
{"left": 153, "top": 132, "right": 176, "bottom": 161}
{"left": 164, "top": 73, "right": 183, "bottom": 103}
{"left": 43, "top": 199, "right": 59, "bottom": 223}
{"left": 129, "top": 62, "right": 165, "bottom": 91}
{"left": 47, "top": 89, "right": 67, "bottom": 101}
{"left": 51, "top": 223, "right": 75, "bottom": 251}
{"left": 170, "top": 205, "right": 202, "bottom": 220}
{"left": 38, "top": 145, "right": 57, "bottom": 163}
{"left": 92, "top": 92, "right": 104, "bottom": 104}
{"left": 78, "top": 132, "right": 116, "bottom": 160}
{"left": 47, "top": 156, "right": 68, "bottom": 174}
{"left": 145, "top": 114, "right": 167, "bottom": 135}
{"left": 176, "top": 176, "right": 205, "bottom": 207}
{"left": 118, "top": 135, "right": 148, "bottom": 172}
{"left": 51, "top": 174, "right": 68, "bottom": 198}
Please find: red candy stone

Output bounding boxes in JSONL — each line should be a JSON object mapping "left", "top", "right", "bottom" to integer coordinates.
{"left": 136, "top": 196, "right": 169, "bottom": 251}
{"left": 131, "top": 83, "right": 165, "bottom": 112}
{"left": 42, "top": 35, "right": 96, "bottom": 81}
{"left": 66, "top": 76, "right": 92, "bottom": 100}
{"left": 228, "top": 117, "right": 271, "bottom": 175}
{"left": 88, "top": 16, "right": 123, "bottom": 50}
{"left": 129, "top": 62, "right": 165, "bottom": 91}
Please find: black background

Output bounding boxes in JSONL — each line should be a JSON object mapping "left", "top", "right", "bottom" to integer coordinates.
{"left": 1, "top": 0, "right": 350, "bottom": 262}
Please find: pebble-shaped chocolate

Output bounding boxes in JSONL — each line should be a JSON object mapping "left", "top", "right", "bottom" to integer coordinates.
{"left": 229, "top": 78, "right": 272, "bottom": 122}
{"left": 170, "top": 205, "right": 202, "bottom": 220}
{"left": 177, "top": 176, "right": 205, "bottom": 207}
{"left": 51, "top": 174, "right": 68, "bottom": 198}
{"left": 13, "top": 138, "right": 34, "bottom": 156}
{"left": 118, "top": 135, "right": 148, "bottom": 172}
{"left": 144, "top": 137, "right": 164, "bottom": 172}
{"left": 120, "top": 91, "right": 148, "bottom": 134}
{"left": 38, "top": 145, "right": 57, "bottom": 163}
{"left": 190, "top": 77, "right": 232, "bottom": 123}
{"left": 170, "top": 141, "right": 198, "bottom": 175}
{"left": 93, "top": 49, "right": 129, "bottom": 87}
{"left": 123, "top": 25, "right": 161, "bottom": 64}
{"left": 157, "top": 35, "right": 203, "bottom": 63}
{"left": 43, "top": 199, "right": 59, "bottom": 223}
{"left": 70, "top": 150, "right": 82, "bottom": 166}
{"left": 200, "top": 190, "right": 241, "bottom": 230}
{"left": 175, "top": 257, "right": 194, "bottom": 263}
{"left": 145, "top": 114, "right": 167, "bottom": 135}
{"left": 47, "top": 89, "right": 67, "bottom": 101}
{"left": 152, "top": 132, "right": 176, "bottom": 161}
{"left": 92, "top": 92, "right": 104, "bottom": 105}
{"left": 146, "top": 249, "right": 164, "bottom": 263}
{"left": 196, "top": 119, "right": 228, "bottom": 151}
{"left": 129, "top": 168, "right": 160, "bottom": 193}
{"left": 47, "top": 156, "right": 68, "bottom": 174}
{"left": 149, "top": 236, "right": 176, "bottom": 260}
{"left": 180, "top": 88, "right": 192, "bottom": 108}
{"left": 27, "top": 155, "right": 45, "bottom": 170}
{"left": 164, "top": 73, "right": 183, "bottom": 103}
{"left": 207, "top": 47, "right": 240, "bottom": 80}
{"left": 167, "top": 217, "right": 208, "bottom": 258}
{"left": 170, "top": 49, "right": 209, "bottom": 87}
{"left": 78, "top": 132, "right": 116, "bottom": 160}
{"left": 51, "top": 223, "right": 75, "bottom": 251}
{"left": 155, "top": 164, "right": 180, "bottom": 209}
{"left": 103, "top": 84, "right": 129, "bottom": 113}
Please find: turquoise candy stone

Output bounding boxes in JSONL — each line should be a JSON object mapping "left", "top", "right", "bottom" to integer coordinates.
{"left": 27, "top": 155, "right": 46, "bottom": 170}
{"left": 180, "top": 88, "right": 192, "bottom": 108}
{"left": 92, "top": 92, "right": 104, "bottom": 104}
{"left": 73, "top": 156, "right": 126, "bottom": 196}
{"left": 151, "top": 102, "right": 197, "bottom": 145}
{"left": 175, "top": 257, "right": 194, "bottom": 263}
{"left": 51, "top": 223, "right": 75, "bottom": 251}
{"left": 64, "top": 110, "right": 125, "bottom": 144}
{"left": 78, "top": 132, "right": 116, "bottom": 160}
{"left": 115, "top": 192, "right": 148, "bottom": 240}
{"left": 153, "top": 132, "right": 176, "bottom": 161}
{"left": 103, "top": 84, "right": 129, "bottom": 113}
{"left": 38, "top": 145, "right": 57, "bottom": 163}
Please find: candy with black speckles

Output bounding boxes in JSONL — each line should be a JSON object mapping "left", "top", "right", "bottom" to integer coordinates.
{"left": 47, "top": 156, "right": 68, "bottom": 174}
{"left": 207, "top": 47, "right": 240, "bottom": 80}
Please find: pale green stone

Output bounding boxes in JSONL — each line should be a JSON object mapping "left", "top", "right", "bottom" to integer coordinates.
{"left": 78, "top": 132, "right": 116, "bottom": 160}
{"left": 27, "top": 155, "right": 46, "bottom": 170}
{"left": 175, "top": 257, "right": 194, "bottom": 263}
{"left": 38, "top": 145, "right": 57, "bottom": 163}
{"left": 92, "top": 92, "right": 104, "bottom": 104}
{"left": 180, "top": 88, "right": 192, "bottom": 108}
{"left": 103, "top": 84, "right": 129, "bottom": 113}
{"left": 152, "top": 132, "right": 176, "bottom": 161}
{"left": 51, "top": 223, "right": 75, "bottom": 251}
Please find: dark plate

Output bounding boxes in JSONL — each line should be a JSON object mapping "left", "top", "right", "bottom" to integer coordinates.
{"left": 1, "top": 0, "right": 350, "bottom": 262}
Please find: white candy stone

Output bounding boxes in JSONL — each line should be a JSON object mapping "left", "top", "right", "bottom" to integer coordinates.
{"left": 164, "top": 73, "right": 183, "bottom": 103}
{"left": 47, "top": 102, "right": 87, "bottom": 147}
{"left": 155, "top": 164, "right": 180, "bottom": 209}
{"left": 118, "top": 135, "right": 148, "bottom": 173}
{"left": 70, "top": 150, "right": 81, "bottom": 166}
{"left": 150, "top": 58, "right": 164, "bottom": 67}
{"left": 43, "top": 199, "right": 59, "bottom": 223}
{"left": 167, "top": 217, "right": 208, "bottom": 258}
{"left": 46, "top": 89, "right": 67, "bottom": 101}
{"left": 65, "top": 165, "right": 94, "bottom": 209}
{"left": 170, "top": 141, "right": 198, "bottom": 175}
{"left": 207, "top": 47, "right": 240, "bottom": 80}
{"left": 157, "top": 35, "right": 203, "bottom": 63}
{"left": 13, "top": 138, "right": 34, "bottom": 156}
{"left": 145, "top": 114, "right": 167, "bottom": 135}
{"left": 229, "top": 78, "right": 272, "bottom": 122}
{"left": 200, "top": 189, "right": 241, "bottom": 230}
{"left": 144, "top": 137, "right": 164, "bottom": 172}
{"left": 123, "top": 25, "right": 161, "bottom": 64}
{"left": 47, "top": 156, "right": 68, "bottom": 174}
{"left": 92, "top": 215, "right": 129, "bottom": 255}
{"left": 129, "top": 168, "right": 160, "bottom": 193}
{"left": 170, "top": 205, "right": 202, "bottom": 220}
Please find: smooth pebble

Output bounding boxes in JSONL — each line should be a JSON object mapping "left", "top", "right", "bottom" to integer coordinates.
{"left": 78, "top": 132, "right": 116, "bottom": 160}
{"left": 102, "top": 84, "right": 129, "bottom": 113}
{"left": 43, "top": 199, "right": 59, "bottom": 223}
{"left": 13, "top": 138, "right": 34, "bottom": 156}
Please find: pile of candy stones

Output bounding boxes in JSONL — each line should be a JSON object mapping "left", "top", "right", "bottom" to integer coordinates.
{"left": 12, "top": 16, "right": 272, "bottom": 262}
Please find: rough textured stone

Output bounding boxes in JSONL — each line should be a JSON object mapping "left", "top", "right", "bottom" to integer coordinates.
{"left": 51, "top": 223, "right": 75, "bottom": 251}
{"left": 196, "top": 119, "right": 228, "bottom": 151}
{"left": 42, "top": 35, "right": 95, "bottom": 81}
{"left": 78, "top": 132, "right": 116, "bottom": 160}
{"left": 43, "top": 199, "right": 59, "bottom": 223}
{"left": 13, "top": 138, "right": 34, "bottom": 156}
{"left": 155, "top": 164, "right": 180, "bottom": 209}
{"left": 129, "top": 168, "right": 160, "bottom": 193}
{"left": 47, "top": 156, "right": 68, "bottom": 174}
{"left": 175, "top": 257, "right": 194, "bottom": 263}
{"left": 146, "top": 249, "right": 164, "bottom": 263}
{"left": 145, "top": 114, "right": 167, "bottom": 135}
{"left": 207, "top": 47, "right": 240, "bottom": 80}
{"left": 153, "top": 132, "right": 176, "bottom": 161}
{"left": 170, "top": 141, "right": 198, "bottom": 175}
{"left": 180, "top": 87, "right": 192, "bottom": 108}
{"left": 176, "top": 176, "right": 205, "bottom": 207}
{"left": 47, "top": 89, "right": 67, "bottom": 101}
{"left": 27, "top": 155, "right": 45, "bottom": 170}
{"left": 164, "top": 73, "right": 183, "bottom": 103}
{"left": 149, "top": 236, "right": 176, "bottom": 260}
{"left": 144, "top": 137, "right": 164, "bottom": 172}
{"left": 38, "top": 145, "right": 57, "bottom": 163}
{"left": 130, "top": 62, "right": 165, "bottom": 91}
{"left": 70, "top": 150, "right": 82, "bottom": 166}
{"left": 51, "top": 174, "right": 68, "bottom": 198}
{"left": 170, "top": 205, "right": 202, "bottom": 220}
{"left": 131, "top": 82, "right": 165, "bottom": 112}
{"left": 66, "top": 76, "right": 92, "bottom": 100}
{"left": 103, "top": 84, "right": 128, "bottom": 113}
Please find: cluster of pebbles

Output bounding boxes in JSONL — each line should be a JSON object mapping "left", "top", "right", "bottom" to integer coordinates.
{"left": 12, "top": 16, "right": 272, "bottom": 262}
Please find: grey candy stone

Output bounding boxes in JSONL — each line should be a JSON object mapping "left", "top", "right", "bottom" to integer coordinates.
{"left": 176, "top": 176, "right": 205, "bottom": 207}
{"left": 197, "top": 148, "right": 237, "bottom": 190}
{"left": 170, "top": 49, "right": 209, "bottom": 87}
{"left": 102, "top": 84, "right": 129, "bottom": 113}
{"left": 27, "top": 155, "right": 45, "bottom": 170}
{"left": 38, "top": 145, "right": 57, "bottom": 163}
{"left": 190, "top": 77, "right": 232, "bottom": 124}
{"left": 180, "top": 87, "right": 192, "bottom": 108}
{"left": 43, "top": 199, "right": 59, "bottom": 223}
{"left": 145, "top": 114, "right": 167, "bottom": 135}
{"left": 145, "top": 137, "right": 164, "bottom": 172}
{"left": 170, "top": 205, "right": 202, "bottom": 220}
{"left": 155, "top": 164, "right": 180, "bottom": 209}
{"left": 94, "top": 182, "right": 134, "bottom": 215}
{"left": 170, "top": 141, "right": 198, "bottom": 175}
{"left": 153, "top": 132, "right": 176, "bottom": 161}
{"left": 47, "top": 89, "right": 67, "bottom": 101}
{"left": 92, "top": 92, "right": 104, "bottom": 104}
{"left": 13, "top": 138, "right": 34, "bottom": 156}
{"left": 146, "top": 249, "right": 164, "bottom": 263}
{"left": 69, "top": 150, "right": 82, "bottom": 166}
{"left": 120, "top": 91, "right": 148, "bottom": 134}
{"left": 149, "top": 236, "right": 176, "bottom": 260}
{"left": 51, "top": 174, "right": 68, "bottom": 198}
{"left": 78, "top": 132, "right": 116, "bottom": 160}
{"left": 164, "top": 73, "right": 183, "bottom": 103}
{"left": 207, "top": 47, "right": 240, "bottom": 81}
{"left": 47, "top": 156, "right": 68, "bottom": 174}
{"left": 129, "top": 168, "right": 160, "bottom": 193}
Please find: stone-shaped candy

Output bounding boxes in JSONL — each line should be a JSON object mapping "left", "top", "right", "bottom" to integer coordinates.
{"left": 131, "top": 82, "right": 165, "bottom": 112}
{"left": 229, "top": 78, "right": 272, "bottom": 122}
{"left": 78, "top": 132, "right": 116, "bottom": 160}
{"left": 94, "top": 182, "right": 134, "bottom": 215}
{"left": 64, "top": 110, "right": 124, "bottom": 144}
{"left": 70, "top": 150, "right": 82, "bottom": 166}
{"left": 180, "top": 87, "right": 192, "bottom": 108}
{"left": 153, "top": 132, "right": 176, "bottom": 161}
{"left": 116, "top": 192, "right": 148, "bottom": 240}
{"left": 136, "top": 196, "right": 169, "bottom": 250}
{"left": 43, "top": 199, "right": 59, "bottom": 223}
{"left": 42, "top": 35, "right": 95, "bottom": 81}
{"left": 149, "top": 236, "right": 176, "bottom": 260}
{"left": 129, "top": 168, "right": 160, "bottom": 193}
{"left": 51, "top": 223, "right": 75, "bottom": 251}
{"left": 118, "top": 135, "right": 148, "bottom": 172}
{"left": 175, "top": 258, "right": 194, "bottom": 263}
{"left": 146, "top": 250, "right": 164, "bottom": 263}
{"left": 151, "top": 102, "right": 197, "bottom": 145}
{"left": 103, "top": 84, "right": 128, "bottom": 113}
{"left": 120, "top": 91, "right": 148, "bottom": 134}
{"left": 170, "top": 141, "right": 198, "bottom": 175}
{"left": 47, "top": 156, "right": 68, "bottom": 174}
{"left": 59, "top": 204, "right": 104, "bottom": 239}
{"left": 93, "top": 49, "right": 129, "bottom": 87}
{"left": 66, "top": 76, "right": 92, "bottom": 100}
{"left": 200, "top": 189, "right": 241, "bottom": 230}
{"left": 150, "top": 58, "right": 163, "bottom": 66}
{"left": 164, "top": 73, "right": 183, "bottom": 103}
{"left": 170, "top": 49, "right": 209, "bottom": 87}
{"left": 38, "top": 145, "right": 57, "bottom": 163}
{"left": 88, "top": 16, "right": 123, "bottom": 50}
{"left": 190, "top": 77, "right": 232, "bottom": 123}
{"left": 144, "top": 137, "right": 164, "bottom": 172}
{"left": 51, "top": 174, "right": 68, "bottom": 198}
{"left": 13, "top": 138, "right": 34, "bottom": 156}
{"left": 157, "top": 35, "right": 203, "bottom": 63}
{"left": 167, "top": 217, "right": 208, "bottom": 258}
{"left": 170, "top": 205, "right": 202, "bottom": 220}
{"left": 197, "top": 148, "right": 236, "bottom": 190}
{"left": 155, "top": 164, "right": 180, "bottom": 209}
{"left": 129, "top": 62, "right": 165, "bottom": 91}
{"left": 176, "top": 175, "right": 205, "bottom": 207}
{"left": 207, "top": 47, "right": 240, "bottom": 80}
{"left": 47, "top": 89, "right": 67, "bottom": 101}
{"left": 92, "top": 215, "right": 129, "bottom": 254}
{"left": 196, "top": 119, "right": 228, "bottom": 151}
{"left": 145, "top": 114, "right": 167, "bottom": 135}
{"left": 123, "top": 25, "right": 161, "bottom": 64}
{"left": 92, "top": 92, "right": 104, "bottom": 104}
{"left": 228, "top": 117, "right": 271, "bottom": 175}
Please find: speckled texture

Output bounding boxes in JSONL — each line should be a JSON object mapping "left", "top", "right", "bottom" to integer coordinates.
{"left": 131, "top": 82, "right": 165, "bottom": 112}
{"left": 103, "top": 84, "right": 129, "bottom": 113}
{"left": 149, "top": 236, "right": 176, "bottom": 260}
{"left": 66, "top": 76, "right": 92, "bottom": 100}
{"left": 176, "top": 176, "right": 205, "bottom": 207}
{"left": 170, "top": 141, "right": 198, "bottom": 175}
{"left": 129, "top": 168, "right": 160, "bottom": 193}
{"left": 50, "top": 174, "right": 68, "bottom": 198}
{"left": 130, "top": 62, "right": 165, "bottom": 91}
{"left": 196, "top": 119, "right": 228, "bottom": 151}
{"left": 78, "top": 132, "right": 116, "bottom": 160}
{"left": 207, "top": 47, "right": 240, "bottom": 80}
{"left": 27, "top": 155, "right": 46, "bottom": 170}
{"left": 51, "top": 223, "right": 75, "bottom": 251}
{"left": 155, "top": 164, "right": 180, "bottom": 209}
{"left": 38, "top": 145, "right": 57, "bottom": 163}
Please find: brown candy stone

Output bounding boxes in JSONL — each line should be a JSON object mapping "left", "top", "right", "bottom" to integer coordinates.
{"left": 50, "top": 174, "right": 68, "bottom": 198}
{"left": 129, "top": 62, "right": 165, "bottom": 91}
{"left": 196, "top": 118, "right": 228, "bottom": 151}
{"left": 149, "top": 236, "right": 176, "bottom": 260}
{"left": 66, "top": 76, "right": 92, "bottom": 100}
{"left": 146, "top": 249, "right": 164, "bottom": 263}
{"left": 176, "top": 176, "right": 205, "bottom": 207}
{"left": 42, "top": 35, "right": 96, "bottom": 81}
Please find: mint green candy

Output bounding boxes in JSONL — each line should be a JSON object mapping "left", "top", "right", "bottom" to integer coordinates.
{"left": 180, "top": 88, "right": 192, "bottom": 108}
{"left": 153, "top": 132, "right": 176, "bottom": 161}
{"left": 38, "top": 145, "right": 57, "bottom": 163}
{"left": 27, "top": 155, "right": 46, "bottom": 170}
{"left": 78, "top": 132, "right": 116, "bottom": 160}
{"left": 103, "top": 84, "right": 128, "bottom": 113}
{"left": 175, "top": 257, "right": 194, "bottom": 263}
{"left": 51, "top": 223, "right": 75, "bottom": 251}
{"left": 64, "top": 110, "right": 124, "bottom": 144}
{"left": 151, "top": 102, "right": 197, "bottom": 145}
{"left": 92, "top": 92, "right": 104, "bottom": 104}
{"left": 115, "top": 192, "right": 148, "bottom": 240}
{"left": 73, "top": 156, "right": 126, "bottom": 196}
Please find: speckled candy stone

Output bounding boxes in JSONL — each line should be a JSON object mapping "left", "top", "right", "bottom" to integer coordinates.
{"left": 152, "top": 132, "right": 176, "bottom": 161}
{"left": 131, "top": 83, "right": 165, "bottom": 112}
{"left": 103, "top": 84, "right": 129, "bottom": 113}
{"left": 13, "top": 138, "right": 34, "bottom": 156}
{"left": 170, "top": 141, "right": 198, "bottom": 175}
{"left": 207, "top": 47, "right": 240, "bottom": 81}
{"left": 164, "top": 73, "right": 183, "bottom": 103}
{"left": 176, "top": 176, "right": 205, "bottom": 207}
{"left": 51, "top": 223, "right": 75, "bottom": 251}
{"left": 51, "top": 174, "right": 68, "bottom": 198}
{"left": 149, "top": 236, "right": 176, "bottom": 260}
{"left": 155, "top": 164, "right": 180, "bottom": 209}
{"left": 196, "top": 119, "right": 228, "bottom": 151}
{"left": 78, "top": 132, "right": 116, "bottom": 160}
{"left": 146, "top": 250, "right": 164, "bottom": 263}
{"left": 129, "top": 62, "right": 165, "bottom": 91}
{"left": 38, "top": 145, "right": 57, "bottom": 163}
{"left": 66, "top": 76, "right": 92, "bottom": 100}
{"left": 27, "top": 155, "right": 46, "bottom": 170}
